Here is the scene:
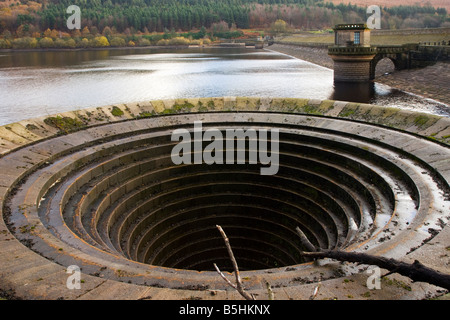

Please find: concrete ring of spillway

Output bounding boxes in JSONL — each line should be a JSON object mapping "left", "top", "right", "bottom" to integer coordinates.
{"left": 1, "top": 97, "right": 449, "bottom": 300}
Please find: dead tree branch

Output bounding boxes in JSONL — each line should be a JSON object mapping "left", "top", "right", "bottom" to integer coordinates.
{"left": 309, "top": 277, "right": 322, "bottom": 300}
{"left": 214, "top": 225, "right": 256, "bottom": 300}
{"left": 213, "top": 263, "right": 238, "bottom": 289}
{"left": 301, "top": 250, "right": 450, "bottom": 291}
{"left": 296, "top": 225, "right": 450, "bottom": 291}
{"left": 264, "top": 279, "right": 275, "bottom": 300}
{"left": 295, "top": 226, "right": 318, "bottom": 252}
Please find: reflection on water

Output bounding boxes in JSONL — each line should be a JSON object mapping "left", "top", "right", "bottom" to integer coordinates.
{"left": 330, "top": 82, "right": 376, "bottom": 103}
{"left": 0, "top": 50, "right": 112, "bottom": 68}
{"left": 0, "top": 47, "right": 447, "bottom": 125}
{"left": 331, "top": 81, "right": 450, "bottom": 116}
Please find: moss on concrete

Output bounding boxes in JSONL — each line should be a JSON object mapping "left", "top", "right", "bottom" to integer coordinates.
{"left": 197, "top": 101, "right": 209, "bottom": 112}
{"left": 318, "top": 100, "right": 335, "bottom": 113}
{"left": 111, "top": 106, "right": 124, "bottom": 117}
{"left": 150, "top": 100, "right": 166, "bottom": 114}
{"left": 296, "top": 100, "right": 335, "bottom": 115}
{"left": 338, "top": 103, "right": 360, "bottom": 118}
{"left": 1, "top": 97, "right": 448, "bottom": 157}
{"left": 43, "top": 116, "right": 85, "bottom": 134}
{"left": 236, "top": 97, "right": 261, "bottom": 111}
{"left": 25, "top": 124, "right": 39, "bottom": 131}
{"left": 413, "top": 114, "right": 433, "bottom": 129}
{"left": 413, "top": 115, "right": 429, "bottom": 127}
{"left": 137, "top": 111, "right": 156, "bottom": 119}
{"left": 270, "top": 98, "right": 309, "bottom": 112}
{"left": 171, "top": 101, "right": 195, "bottom": 113}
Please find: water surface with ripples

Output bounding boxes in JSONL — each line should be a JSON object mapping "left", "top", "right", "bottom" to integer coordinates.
{"left": 0, "top": 47, "right": 448, "bottom": 125}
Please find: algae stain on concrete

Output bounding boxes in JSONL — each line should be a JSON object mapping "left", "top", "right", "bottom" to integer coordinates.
{"left": 43, "top": 116, "right": 85, "bottom": 134}
{"left": 111, "top": 106, "right": 124, "bottom": 117}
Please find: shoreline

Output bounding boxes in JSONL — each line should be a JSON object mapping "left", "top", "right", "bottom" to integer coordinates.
{"left": 268, "top": 43, "right": 450, "bottom": 107}
{"left": 0, "top": 44, "right": 203, "bottom": 53}
{"left": 0, "top": 44, "right": 255, "bottom": 54}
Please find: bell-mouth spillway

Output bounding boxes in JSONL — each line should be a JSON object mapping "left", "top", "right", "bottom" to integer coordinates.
{"left": 0, "top": 97, "right": 449, "bottom": 300}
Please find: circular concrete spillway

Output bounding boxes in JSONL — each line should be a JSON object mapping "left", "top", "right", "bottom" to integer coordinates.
{"left": 0, "top": 97, "right": 449, "bottom": 300}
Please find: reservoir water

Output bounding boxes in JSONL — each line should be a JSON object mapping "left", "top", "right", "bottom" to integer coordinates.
{"left": 0, "top": 47, "right": 448, "bottom": 126}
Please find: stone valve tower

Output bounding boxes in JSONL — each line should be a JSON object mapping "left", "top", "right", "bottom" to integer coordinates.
{"left": 328, "top": 24, "right": 377, "bottom": 82}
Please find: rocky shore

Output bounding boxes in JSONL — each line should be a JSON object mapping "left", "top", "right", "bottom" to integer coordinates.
{"left": 268, "top": 43, "right": 450, "bottom": 107}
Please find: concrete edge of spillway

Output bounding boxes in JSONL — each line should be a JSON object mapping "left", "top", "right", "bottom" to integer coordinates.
{"left": 0, "top": 96, "right": 449, "bottom": 300}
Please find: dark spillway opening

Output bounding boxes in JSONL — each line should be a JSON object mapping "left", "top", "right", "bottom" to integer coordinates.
{"left": 134, "top": 163, "right": 323, "bottom": 272}
{"left": 117, "top": 128, "right": 378, "bottom": 272}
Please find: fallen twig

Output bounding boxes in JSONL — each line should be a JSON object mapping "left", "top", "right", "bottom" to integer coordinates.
{"left": 309, "top": 277, "right": 322, "bottom": 300}
{"left": 214, "top": 225, "right": 256, "bottom": 300}
{"left": 295, "top": 226, "right": 317, "bottom": 252}
{"left": 301, "top": 250, "right": 450, "bottom": 291}
{"left": 264, "top": 279, "right": 275, "bottom": 300}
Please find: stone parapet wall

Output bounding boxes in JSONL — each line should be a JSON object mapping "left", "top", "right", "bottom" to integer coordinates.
{"left": 1, "top": 97, "right": 449, "bottom": 154}
{"left": 372, "top": 27, "right": 450, "bottom": 36}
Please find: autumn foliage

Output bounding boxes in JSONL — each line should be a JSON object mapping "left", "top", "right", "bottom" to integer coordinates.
{"left": 0, "top": 0, "right": 448, "bottom": 50}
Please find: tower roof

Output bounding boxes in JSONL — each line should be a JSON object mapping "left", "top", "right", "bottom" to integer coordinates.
{"left": 334, "top": 24, "right": 369, "bottom": 31}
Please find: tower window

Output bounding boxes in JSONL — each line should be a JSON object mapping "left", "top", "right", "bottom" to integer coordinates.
{"left": 354, "top": 32, "right": 360, "bottom": 45}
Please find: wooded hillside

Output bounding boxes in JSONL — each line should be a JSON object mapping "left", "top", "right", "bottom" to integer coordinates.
{"left": 0, "top": 1, "right": 448, "bottom": 37}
